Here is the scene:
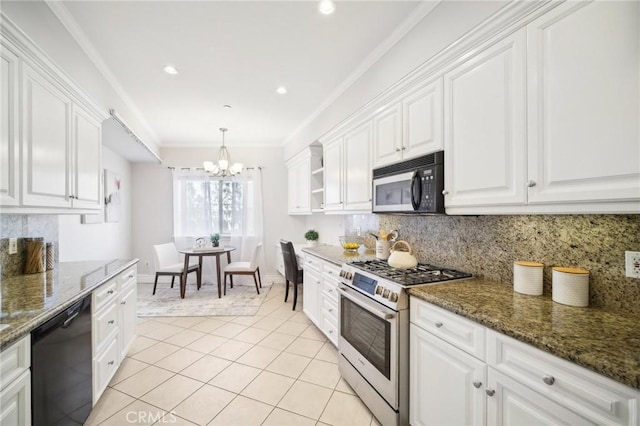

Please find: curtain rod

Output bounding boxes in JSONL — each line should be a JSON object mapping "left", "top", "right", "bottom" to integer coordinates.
{"left": 109, "top": 109, "right": 162, "bottom": 163}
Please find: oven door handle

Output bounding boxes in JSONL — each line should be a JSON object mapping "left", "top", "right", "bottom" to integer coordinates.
{"left": 337, "top": 287, "right": 396, "bottom": 320}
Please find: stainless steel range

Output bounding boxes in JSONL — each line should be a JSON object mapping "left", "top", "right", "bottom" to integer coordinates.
{"left": 337, "top": 259, "right": 472, "bottom": 426}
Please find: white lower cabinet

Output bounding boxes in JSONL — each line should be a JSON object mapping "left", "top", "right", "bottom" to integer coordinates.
{"left": 0, "top": 336, "right": 31, "bottom": 426}
{"left": 302, "top": 253, "right": 342, "bottom": 347}
{"left": 409, "top": 298, "right": 640, "bottom": 426}
{"left": 302, "top": 261, "right": 322, "bottom": 326}
{"left": 92, "top": 265, "right": 137, "bottom": 405}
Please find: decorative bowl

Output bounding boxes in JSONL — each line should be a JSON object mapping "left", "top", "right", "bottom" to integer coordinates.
{"left": 339, "top": 235, "right": 364, "bottom": 252}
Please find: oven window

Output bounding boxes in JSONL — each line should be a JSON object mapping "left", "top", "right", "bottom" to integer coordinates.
{"left": 340, "top": 297, "right": 391, "bottom": 379}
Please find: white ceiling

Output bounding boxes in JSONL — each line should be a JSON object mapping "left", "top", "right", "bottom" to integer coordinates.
{"left": 56, "top": 1, "right": 425, "bottom": 149}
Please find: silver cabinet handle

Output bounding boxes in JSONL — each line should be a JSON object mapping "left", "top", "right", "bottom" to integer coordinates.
{"left": 108, "top": 361, "right": 115, "bottom": 366}
{"left": 108, "top": 320, "right": 115, "bottom": 324}
{"left": 485, "top": 389, "right": 495, "bottom": 397}
{"left": 527, "top": 180, "right": 537, "bottom": 188}
{"left": 473, "top": 381, "right": 482, "bottom": 388}
{"left": 542, "top": 375, "right": 555, "bottom": 386}
{"left": 121, "top": 301, "right": 126, "bottom": 305}
{"left": 401, "top": 146, "right": 406, "bottom": 151}
{"left": 107, "top": 290, "right": 114, "bottom": 294}
{"left": 128, "top": 273, "right": 135, "bottom": 278}
{"left": 435, "top": 321, "right": 443, "bottom": 328}
{"left": 328, "top": 308, "right": 333, "bottom": 313}
{"left": 395, "top": 148, "right": 401, "bottom": 152}
{"left": 442, "top": 190, "right": 449, "bottom": 195}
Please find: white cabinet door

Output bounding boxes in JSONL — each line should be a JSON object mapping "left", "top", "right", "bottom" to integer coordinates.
{"left": 323, "top": 137, "right": 343, "bottom": 211}
{"left": 297, "top": 158, "right": 311, "bottom": 212}
{"left": 487, "top": 368, "right": 594, "bottom": 426}
{"left": 372, "top": 103, "right": 402, "bottom": 168}
{"left": 527, "top": 1, "right": 640, "bottom": 204}
{"left": 0, "top": 45, "right": 20, "bottom": 207}
{"left": 21, "top": 63, "right": 72, "bottom": 208}
{"left": 403, "top": 78, "right": 443, "bottom": 160}
{"left": 72, "top": 106, "right": 102, "bottom": 209}
{"left": 344, "top": 122, "right": 372, "bottom": 211}
{"left": 302, "top": 268, "right": 321, "bottom": 325}
{"left": 119, "top": 285, "right": 136, "bottom": 359}
{"left": 287, "top": 163, "right": 298, "bottom": 213}
{"left": 444, "top": 29, "right": 527, "bottom": 208}
{"left": 0, "top": 370, "right": 31, "bottom": 426}
{"left": 410, "top": 324, "right": 486, "bottom": 426}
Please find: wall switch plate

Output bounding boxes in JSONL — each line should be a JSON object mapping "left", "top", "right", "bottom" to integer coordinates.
{"left": 9, "top": 238, "right": 17, "bottom": 254}
{"left": 625, "top": 251, "right": 640, "bottom": 278}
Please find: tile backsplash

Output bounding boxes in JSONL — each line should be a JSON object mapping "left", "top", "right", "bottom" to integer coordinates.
{"left": 375, "top": 214, "right": 640, "bottom": 314}
{"left": 1, "top": 214, "right": 59, "bottom": 278}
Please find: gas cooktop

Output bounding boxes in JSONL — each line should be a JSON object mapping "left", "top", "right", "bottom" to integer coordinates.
{"left": 347, "top": 259, "right": 472, "bottom": 286}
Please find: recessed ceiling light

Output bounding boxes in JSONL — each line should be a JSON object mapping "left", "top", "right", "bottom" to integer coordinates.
{"left": 223, "top": 105, "right": 231, "bottom": 109}
{"left": 318, "top": 0, "right": 336, "bottom": 15}
{"left": 276, "top": 86, "right": 288, "bottom": 95}
{"left": 163, "top": 65, "right": 179, "bottom": 75}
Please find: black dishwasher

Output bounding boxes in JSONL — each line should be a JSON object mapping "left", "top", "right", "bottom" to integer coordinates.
{"left": 31, "top": 295, "right": 92, "bottom": 426}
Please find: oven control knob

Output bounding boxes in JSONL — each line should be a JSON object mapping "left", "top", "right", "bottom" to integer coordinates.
{"left": 389, "top": 292, "right": 398, "bottom": 302}
{"left": 375, "top": 286, "right": 383, "bottom": 295}
{"left": 339, "top": 270, "right": 345, "bottom": 278}
{"left": 382, "top": 288, "right": 390, "bottom": 299}
{"left": 347, "top": 272, "right": 353, "bottom": 280}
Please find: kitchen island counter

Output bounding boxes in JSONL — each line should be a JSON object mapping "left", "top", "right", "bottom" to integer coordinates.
{"left": 408, "top": 278, "right": 640, "bottom": 390}
{"left": 1, "top": 259, "right": 138, "bottom": 349}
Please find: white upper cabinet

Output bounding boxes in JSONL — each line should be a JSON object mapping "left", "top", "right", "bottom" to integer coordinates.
{"left": 402, "top": 78, "right": 443, "bottom": 161}
{"left": 344, "top": 122, "right": 372, "bottom": 211}
{"left": 526, "top": 0, "right": 640, "bottom": 205}
{"left": 286, "top": 146, "right": 321, "bottom": 215}
{"left": 444, "top": 29, "right": 527, "bottom": 208}
{"left": 72, "top": 106, "right": 102, "bottom": 209}
{"left": 372, "top": 78, "right": 443, "bottom": 169}
{"left": 0, "top": 44, "right": 19, "bottom": 206}
{"left": 372, "top": 103, "right": 402, "bottom": 168}
{"left": 21, "top": 62, "right": 73, "bottom": 208}
{"left": 323, "top": 122, "right": 372, "bottom": 214}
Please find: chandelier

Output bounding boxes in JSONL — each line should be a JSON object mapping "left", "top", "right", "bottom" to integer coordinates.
{"left": 203, "top": 128, "right": 243, "bottom": 177}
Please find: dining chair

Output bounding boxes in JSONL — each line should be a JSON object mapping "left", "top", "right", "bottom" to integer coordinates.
{"left": 223, "top": 242, "right": 263, "bottom": 295}
{"left": 152, "top": 242, "right": 200, "bottom": 295}
{"left": 280, "top": 240, "right": 303, "bottom": 310}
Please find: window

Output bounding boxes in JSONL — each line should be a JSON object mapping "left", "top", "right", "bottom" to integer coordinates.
{"left": 173, "top": 172, "right": 244, "bottom": 238}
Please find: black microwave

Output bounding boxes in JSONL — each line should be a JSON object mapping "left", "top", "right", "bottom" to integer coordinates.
{"left": 371, "top": 151, "right": 445, "bottom": 214}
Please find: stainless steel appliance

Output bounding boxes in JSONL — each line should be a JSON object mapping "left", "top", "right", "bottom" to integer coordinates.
{"left": 337, "top": 259, "right": 471, "bottom": 426}
{"left": 372, "top": 151, "right": 444, "bottom": 214}
{"left": 32, "top": 295, "right": 92, "bottom": 426}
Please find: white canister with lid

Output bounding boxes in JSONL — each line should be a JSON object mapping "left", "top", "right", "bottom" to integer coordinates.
{"left": 552, "top": 267, "right": 589, "bottom": 307}
{"left": 376, "top": 240, "right": 391, "bottom": 260}
{"left": 513, "top": 261, "right": 544, "bottom": 295}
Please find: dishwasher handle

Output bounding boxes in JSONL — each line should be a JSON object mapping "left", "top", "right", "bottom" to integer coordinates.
{"left": 32, "top": 296, "right": 91, "bottom": 343}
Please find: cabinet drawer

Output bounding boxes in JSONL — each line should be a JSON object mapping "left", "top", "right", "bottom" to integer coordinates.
{"left": 323, "top": 262, "right": 341, "bottom": 279}
{"left": 410, "top": 298, "right": 485, "bottom": 361}
{"left": 118, "top": 265, "right": 137, "bottom": 290}
{"left": 322, "top": 297, "right": 338, "bottom": 324}
{"left": 488, "top": 330, "right": 640, "bottom": 426}
{"left": 322, "top": 278, "right": 339, "bottom": 304}
{"left": 93, "top": 280, "right": 117, "bottom": 311}
{"left": 93, "top": 302, "right": 119, "bottom": 352}
{"left": 0, "top": 335, "right": 30, "bottom": 391}
{"left": 304, "top": 255, "right": 322, "bottom": 273}
{"left": 321, "top": 312, "right": 338, "bottom": 346}
{"left": 93, "top": 337, "right": 119, "bottom": 404}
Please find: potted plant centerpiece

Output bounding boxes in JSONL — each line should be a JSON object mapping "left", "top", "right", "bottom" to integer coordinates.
{"left": 305, "top": 229, "right": 319, "bottom": 247}
{"left": 210, "top": 233, "right": 220, "bottom": 247}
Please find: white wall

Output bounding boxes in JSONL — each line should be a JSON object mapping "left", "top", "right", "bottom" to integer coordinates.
{"left": 131, "top": 145, "right": 307, "bottom": 278}
{"left": 1, "top": 0, "right": 160, "bottom": 155}
{"left": 58, "top": 147, "right": 132, "bottom": 261}
{"left": 284, "top": 1, "right": 506, "bottom": 159}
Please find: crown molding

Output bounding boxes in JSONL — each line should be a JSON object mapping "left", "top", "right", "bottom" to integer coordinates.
{"left": 283, "top": 0, "right": 441, "bottom": 147}
{"left": 44, "top": 0, "right": 161, "bottom": 149}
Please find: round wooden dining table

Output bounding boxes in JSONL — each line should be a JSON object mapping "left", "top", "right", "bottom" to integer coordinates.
{"left": 178, "top": 247, "right": 236, "bottom": 299}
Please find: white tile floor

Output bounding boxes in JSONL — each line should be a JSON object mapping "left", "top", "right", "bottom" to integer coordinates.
{"left": 85, "top": 282, "right": 381, "bottom": 426}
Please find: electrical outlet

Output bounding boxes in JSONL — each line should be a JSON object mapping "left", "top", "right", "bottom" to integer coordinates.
{"left": 8, "top": 238, "right": 17, "bottom": 255}
{"left": 625, "top": 251, "right": 640, "bottom": 279}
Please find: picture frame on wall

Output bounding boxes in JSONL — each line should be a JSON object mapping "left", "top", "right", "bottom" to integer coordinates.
{"left": 104, "top": 169, "right": 121, "bottom": 223}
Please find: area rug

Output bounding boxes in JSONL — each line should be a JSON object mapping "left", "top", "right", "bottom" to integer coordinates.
{"left": 136, "top": 274, "right": 282, "bottom": 317}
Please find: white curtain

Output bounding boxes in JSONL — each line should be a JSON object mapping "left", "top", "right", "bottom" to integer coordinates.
{"left": 173, "top": 169, "right": 212, "bottom": 241}
{"left": 230, "top": 168, "right": 264, "bottom": 269}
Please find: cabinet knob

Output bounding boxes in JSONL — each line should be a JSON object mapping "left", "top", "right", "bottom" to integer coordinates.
{"left": 108, "top": 320, "right": 115, "bottom": 325}
{"left": 527, "top": 180, "right": 537, "bottom": 188}
{"left": 395, "top": 148, "right": 401, "bottom": 152}
{"left": 121, "top": 301, "right": 126, "bottom": 305}
{"left": 107, "top": 290, "right": 114, "bottom": 294}
{"left": 329, "top": 308, "right": 333, "bottom": 313}
{"left": 542, "top": 375, "right": 555, "bottom": 386}
{"left": 401, "top": 146, "right": 406, "bottom": 151}
{"left": 473, "top": 381, "right": 482, "bottom": 388}
{"left": 128, "top": 273, "right": 135, "bottom": 278}
{"left": 329, "top": 330, "right": 334, "bottom": 334}
{"left": 442, "top": 190, "right": 449, "bottom": 195}
{"left": 485, "top": 389, "right": 495, "bottom": 397}
{"left": 435, "top": 321, "right": 443, "bottom": 328}
{"left": 108, "top": 360, "right": 115, "bottom": 366}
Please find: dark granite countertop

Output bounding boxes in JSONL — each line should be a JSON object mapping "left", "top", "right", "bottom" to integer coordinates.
{"left": 0, "top": 259, "right": 138, "bottom": 350}
{"left": 408, "top": 279, "right": 640, "bottom": 390}
{"left": 302, "top": 245, "right": 378, "bottom": 266}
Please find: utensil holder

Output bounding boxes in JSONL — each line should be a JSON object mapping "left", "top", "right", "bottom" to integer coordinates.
{"left": 24, "top": 238, "right": 45, "bottom": 274}
{"left": 513, "top": 261, "right": 543, "bottom": 295}
{"left": 376, "top": 240, "right": 391, "bottom": 260}
{"left": 46, "top": 243, "right": 55, "bottom": 270}
{"left": 552, "top": 267, "right": 589, "bottom": 307}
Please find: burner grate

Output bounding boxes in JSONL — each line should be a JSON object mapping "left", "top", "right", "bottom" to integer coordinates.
{"left": 348, "top": 259, "right": 471, "bottom": 286}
